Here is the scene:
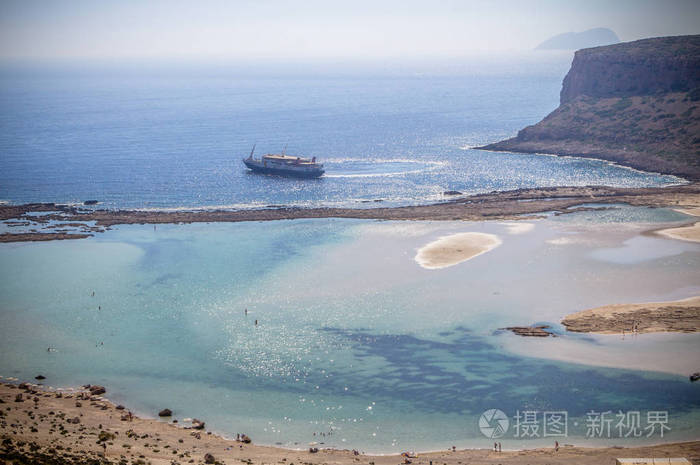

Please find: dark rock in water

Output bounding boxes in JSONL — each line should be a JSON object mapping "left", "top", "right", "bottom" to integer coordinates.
{"left": 88, "top": 385, "right": 106, "bottom": 396}
{"left": 444, "top": 191, "right": 463, "bottom": 196}
{"left": 35, "top": 375, "right": 45, "bottom": 380}
{"left": 240, "top": 434, "right": 252, "bottom": 443}
{"left": 204, "top": 452, "right": 216, "bottom": 464}
{"left": 691, "top": 372, "right": 700, "bottom": 382}
{"left": 501, "top": 325, "right": 555, "bottom": 337}
{"left": 83, "top": 200, "right": 99, "bottom": 205}
{"left": 116, "top": 404, "right": 125, "bottom": 410}
{"left": 192, "top": 418, "right": 205, "bottom": 430}
{"left": 158, "top": 408, "right": 173, "bottom": 417}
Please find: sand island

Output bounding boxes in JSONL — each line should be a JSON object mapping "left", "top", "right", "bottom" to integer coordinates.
{"left": 414, "top": 232, "right": 501, "bottom": 269}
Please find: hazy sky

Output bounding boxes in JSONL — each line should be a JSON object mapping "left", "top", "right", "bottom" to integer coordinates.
{"left": 1, "top": 0, "right": 699, "bottom": 60}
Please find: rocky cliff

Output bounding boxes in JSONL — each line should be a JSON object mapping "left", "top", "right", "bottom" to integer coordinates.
{"left": 480, "top": 35, "right": 700, "bottom": 180}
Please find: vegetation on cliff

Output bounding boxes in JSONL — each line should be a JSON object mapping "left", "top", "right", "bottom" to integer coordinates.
{"left": 481, "top": 35, "right": 700, "bottom": 180}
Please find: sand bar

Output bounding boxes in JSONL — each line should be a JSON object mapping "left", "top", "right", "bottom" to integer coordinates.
{"left": 415, "top": 232, "right": 501, "bottom": 269}
{"left": 562, "top": 296, "right": 700, "bottom": 334}
{"left": 656, "top": 221, "right": 700, "bottom": 243}
{"left": 1, "top": 184, "right": 700, "bottom": 243}
{"left": 1, "top": 382, "right": 698, "bottom": 465}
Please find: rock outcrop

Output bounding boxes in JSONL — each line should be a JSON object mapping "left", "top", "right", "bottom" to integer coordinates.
{"left": 480, "top": 35, "right": 700, "bottom": 180}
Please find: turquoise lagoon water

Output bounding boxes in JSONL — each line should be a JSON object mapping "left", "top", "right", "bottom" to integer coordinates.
{"left": 1, "top": 206, "right": 699, "bottom": 452}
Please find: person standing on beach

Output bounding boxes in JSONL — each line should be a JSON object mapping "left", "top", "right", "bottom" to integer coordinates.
{"left": 498, "top": 442, "right": 501, "bottom": 452}
{"left": 494, "top": 442, "right": 497, "bottom": 452}
{"left": 555, "top": 440, "right": 559, "bottom": 451}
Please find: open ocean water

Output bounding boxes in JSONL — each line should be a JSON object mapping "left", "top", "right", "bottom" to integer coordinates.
{"left": 0, "top": 58, "right": 698, "bottom": 452}
{"left": 0, "top": 57, "right": 685, "bottom": 209}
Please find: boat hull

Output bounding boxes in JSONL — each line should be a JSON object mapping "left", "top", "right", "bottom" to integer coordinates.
{"left": 243, "top": 159, "right": 324, "bottom": 178}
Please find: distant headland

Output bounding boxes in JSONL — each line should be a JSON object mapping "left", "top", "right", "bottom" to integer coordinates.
{"left": 535, "top": 27, "right": 620, "bottom": 50}
{"left": 480, "top": 35, "right": 700, "bottom": 180}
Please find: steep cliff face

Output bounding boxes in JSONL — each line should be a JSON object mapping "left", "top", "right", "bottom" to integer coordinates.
{"left": 560, "top": 36, "right": 700, "bottom": 104}
{"left": 480, "top": 35, "right": 700, "bottom": 180}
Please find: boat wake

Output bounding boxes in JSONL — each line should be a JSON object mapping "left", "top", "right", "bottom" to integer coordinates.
{"left": 323, "top": 158, "right": 444, "bottom": 178}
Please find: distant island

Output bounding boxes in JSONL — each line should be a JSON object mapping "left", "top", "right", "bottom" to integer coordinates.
{"left": 480, "top": 35, "right": 700, "bottom": 180}
{"left": 535, "top": 27, "right": 620, "bottom": 50}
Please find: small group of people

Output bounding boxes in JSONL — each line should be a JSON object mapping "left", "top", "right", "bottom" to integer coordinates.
{"left": 312, "top": 429, "right": 334, "bottom": 437}
{"left": 621, "top": 320, "right": 641, "bottom": 339}
{"left": 244, "top": 308, "right": 259, "bottom": 326}
{"left": 493, "top": 442, "right": 502, "bottom": 452}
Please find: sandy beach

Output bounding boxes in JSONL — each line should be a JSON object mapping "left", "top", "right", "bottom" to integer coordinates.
{"left": 414, "top": 232, "right": 501, "bottom": 269}
{"left": 1, "top": 382, "right": 698, "bottom": 465}
{"left": 656, "top": 222, "right": 700, "bottom": 243}
{"left": 561, "top": 296, "right": 700, "bottom": 334}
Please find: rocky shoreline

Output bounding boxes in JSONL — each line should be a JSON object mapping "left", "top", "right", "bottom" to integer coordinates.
{"left": 1, "top": 183, "right": 699, "bottom": 243}
{"left": 561, "top": 296, "right": 700, "bottom": 335}
{"left": 478, "top": 35, "right": 700, "bottom": 181}
{"left": 1, "top": 381, "right": 699, "bottom": 465}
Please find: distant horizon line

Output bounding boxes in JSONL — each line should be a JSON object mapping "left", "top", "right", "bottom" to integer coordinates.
{"left": 2, "top": 32, "right": 696, "bottom": 64}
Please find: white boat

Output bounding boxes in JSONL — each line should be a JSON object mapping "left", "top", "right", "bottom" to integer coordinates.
{"left": 243, "top": 145, "right": 324, "bottom": 178}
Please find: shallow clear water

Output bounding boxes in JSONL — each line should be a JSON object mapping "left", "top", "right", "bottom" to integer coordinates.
{"left": 0, "top": 62, "right": 684, "bottom": 210}
{"left": 1, "top": 206, "right": 698, "bottom": 452}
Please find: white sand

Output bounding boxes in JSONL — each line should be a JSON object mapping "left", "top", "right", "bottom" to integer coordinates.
{"left": 656, "top": 222, "right": 700, "bottom": 243}
{"left": 415, "top": 232, "right": 501, "bottom": 269}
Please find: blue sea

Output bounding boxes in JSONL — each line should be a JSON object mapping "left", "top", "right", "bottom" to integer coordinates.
{"left": 0, "top": 56, "right": 684, "bottom": 209}
{"left": 1, "top": 57, "right": 698, "bottom": 453}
